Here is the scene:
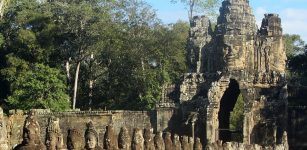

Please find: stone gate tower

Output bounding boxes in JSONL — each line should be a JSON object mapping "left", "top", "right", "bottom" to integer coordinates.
{"left": 172, "top": 0, "right": 288, "bottom": 149}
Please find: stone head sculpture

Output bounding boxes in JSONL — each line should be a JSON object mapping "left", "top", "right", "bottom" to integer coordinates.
{"left": 46, "top": 117, "right": 64, "bottom": 150}
{"left": 103, "top": 125, "right": 118, "bottom": 150}
{"left": 84, "top": 121, "right": 102, "bottom": 150}
{"left": 188, "top": 137, "right": 194, "bottom": 150}
{"left": 181, "top": 135, "right": 189, "bottom": 150}
{"left": 143, "top": 128, "right": 154, "bottom": 150}
{"left": 23, "top": 123, "right": 39, "bottom": 145}
{"left": 154, "top": 131, "right": 164, "bottom": 150}
{"left": 14, "top": 112, "right": 46, "bottom": 150}
{"left": 23, "top": 111, "right": 42, "bottom": 145}
{"left": 46, "top": 132, "right": 57, "bottom": 150}
{"left": 173, "top": 134, "right": 181, "bottom": 150}
{"left": 67, "top": 128, "right": 83, "bottom": 150}
{"left": 194, "top": 137, "right": 202, "bottom": 150}
{"left": 164, "top": 132, "right": 173, "bottom": 150}
{"left": 118, "top": 126, "right": 131, "bottom": 149}
{"left": 132, "top": 128, "right": 144, "bottom": 150}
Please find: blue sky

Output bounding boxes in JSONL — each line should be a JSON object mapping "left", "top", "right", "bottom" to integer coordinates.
{"left": 146, "top": 0, "right": 307, "bottom": 42}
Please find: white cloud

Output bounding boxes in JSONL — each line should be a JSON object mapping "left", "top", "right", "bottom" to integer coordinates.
{"left": 280, "top": 8, "right": 307, "bottom": 42}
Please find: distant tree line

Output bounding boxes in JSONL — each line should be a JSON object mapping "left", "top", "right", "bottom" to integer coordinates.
{"left": 0, "top": 0, "right": 189, "bottom": 111}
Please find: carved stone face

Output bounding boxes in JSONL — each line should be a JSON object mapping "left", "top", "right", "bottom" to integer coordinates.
{"left": 224, "top": 44, "right": 245, "bottom": 70}
{"left": 46, "top": 132, "right": 57, "bottom": 150}
{"left": 67, "top": 129, "right": 82, "bottom": 150}
{"left": 70, "top": 137, "right": 82, "bottom": 150}
{"left": 23, "top": 127, "right": 37, "bottom": 144}
{"left": 182, "top": 136, "right": 188, "bottom": 143}
{"left": 86, "top": 132, "right": 97, "bottom": 149}
{"left": 174, "top": 134, "right": 179, "bottom": 142}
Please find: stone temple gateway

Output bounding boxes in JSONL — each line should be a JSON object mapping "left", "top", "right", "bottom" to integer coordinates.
{"left": 0, "top": 0, "right": 289, "bottom": 150}
{"left": 179, "top": 0, "right": 288, "bottom": 149}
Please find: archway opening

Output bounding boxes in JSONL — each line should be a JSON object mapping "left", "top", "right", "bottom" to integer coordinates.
{"left": 218, "top": 79, "right": 243, "bottom": 142}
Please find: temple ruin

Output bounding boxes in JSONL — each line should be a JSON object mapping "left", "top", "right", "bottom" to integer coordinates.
{"left": 0, "top": 0, "right": 291, "bottom": 149}
{"left": 168, "top": 0, "right": 288, "bottom": 149}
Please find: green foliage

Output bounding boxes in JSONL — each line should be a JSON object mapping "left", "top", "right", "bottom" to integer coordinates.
{"left": 230, "top": 94, "right": 244, "bottom": 130}
{"left": 0, "top": 0, "right": 189, "bottom": 111}
{"left": 284, "top": 34, "right": 305, "bottom": 58}
{"left": 285, "top": 34, "right": 307, "bottom": 87}
{"left": 0, "top": 34, "right": 4, "bottom": 46}
{"left": 6, "top": 63, "right": 70, "bottom": 111}
{"left": 230, "top": 93, "right": 244, "bottom": 142}
{"left": 171, "top": 0, "right": 221, "bottom": 22}
{"left": 287, "top": 51, "right": 307, "bottom": 85}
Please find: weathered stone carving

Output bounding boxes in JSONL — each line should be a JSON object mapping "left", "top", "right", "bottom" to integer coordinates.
{"left": 187, "top": 16, "right": 212, "bottom": 73}
{"left": 131, "top": 128, "right": 144, "bottom": 150}
{"left": 169, "top": 0, "right": 288, "bottom": 149}
{"left": 181, "top": 136, "right": 189, "bottom": 150}
{"left": 163, "top": 132, "right": 172, "bottom": 150}
{"left": 173, "top": 134, "right": 181, "bottom": 150}
{"left": 188, "top": 137, "right": 194, "bottom": 150}
{"left": 143, "top": 128, "right": 155, "bottom": 150}
{"left": 193, "top": 138, "right": 202, "bottom": 150}
{"left": 84, "top": 121, "right": 103, "bottom": 150}
{"left": 118, "top": 127, "right": 131, "bottom": 150}
{"left": 0, "top": 107, "right": 8, "bottom": 150}
{"left": 104, "top": 125, "right": 118, "bottom": 150}
{"left": 67, "top": 128, "right": 83, "bottom": 150}
{"left": 154, "top": 131, "right": 164, "bottom": 150}
{"left": 179, "top": 73, "right": 205, "bottom": 103}
{"left": 46, "top": 117, "right": 64, "bottom": 150}
{"left": 14, "top": 111, "right": 46, "bottom": 150}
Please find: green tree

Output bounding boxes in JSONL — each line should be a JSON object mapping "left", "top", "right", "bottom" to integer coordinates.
{"left": 230, "top": 93, "right": 244, "bottom": 142}
{"left": 171, "top": 0, "right": 221, "bottom": 23}
{"left": 4, "top": 62, "right": 70, "bottom": 111}
{"left": 0, "top": 0, "right": 189, "bottom": 111}
{"left": 284, "top": 34, "right": 305, "bottom": 58}
{"left": 0, "top": 0, "right": 71, "bottom": 111}
{"left": 45, "top": 0, "right": 117, "bottom": 109}
{"left": 284, "top": 34, "right": 307, "bottom": 85}
{"left": 0, "top": 34, "right": 4, "bottom": 46}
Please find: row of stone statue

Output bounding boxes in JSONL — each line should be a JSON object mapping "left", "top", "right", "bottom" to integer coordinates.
{"left": 13, "top": 112, "right": 203, "bottom": 150}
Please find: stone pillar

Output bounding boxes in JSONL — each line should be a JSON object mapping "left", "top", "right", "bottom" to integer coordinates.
{"left": 0, "top": 107, "right": 8, "bottom": 150}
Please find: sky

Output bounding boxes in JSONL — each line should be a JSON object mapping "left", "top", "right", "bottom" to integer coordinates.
{"left": 146, "top": 0, "right": 307, "bottom": 42}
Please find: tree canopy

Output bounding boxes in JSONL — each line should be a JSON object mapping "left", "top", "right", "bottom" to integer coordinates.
{"left": 171, "top": 0, "right": 221, "bottom": 23}
{"left": 284, "top": 34, "right": 305, "bottom": 58}
{"left": 0, "top": 0, "right": 189, "bottom": 111}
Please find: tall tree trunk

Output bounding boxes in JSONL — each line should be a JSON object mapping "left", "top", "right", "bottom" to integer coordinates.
{"left": 189, "top": 0, "right": 195, "bottom": 25}
{"left": 0, "top": 0, "right": 5, "bottom": 19}
{"left": 88, "top": 53, "right": 94, "bottom": 109}
{"left": 0, "top": 0, "right": 9, "bottom": 19}
{"left": 66, "top": 60, "right": 71, "bottom": 80}
{"left": 72, "top": 61, "right": 81, "bottom": 109}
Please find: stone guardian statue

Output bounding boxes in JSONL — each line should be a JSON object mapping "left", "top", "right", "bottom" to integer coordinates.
{"left": 84, "top": 121, "right": 103, "bottom": 150}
